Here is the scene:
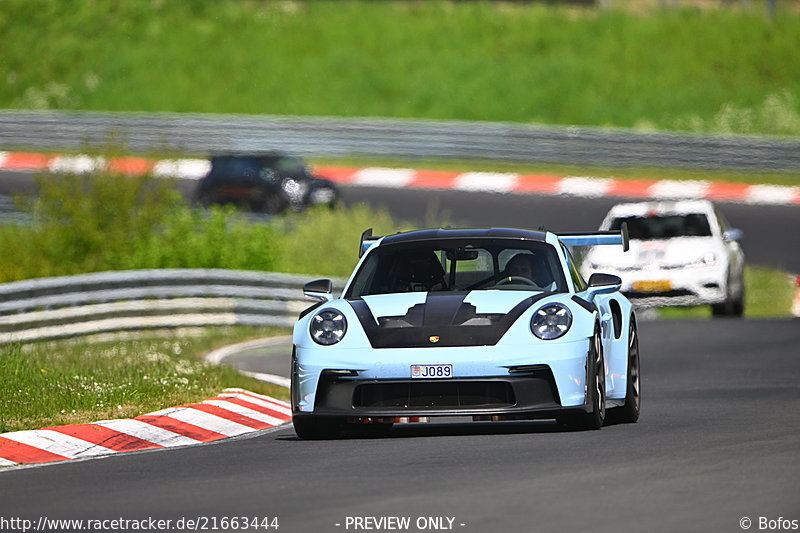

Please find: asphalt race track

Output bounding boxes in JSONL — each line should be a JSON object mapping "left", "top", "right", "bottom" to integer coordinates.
{"left": 1, "top": 169, "right": 798, "bottom": 532}
{"left": 3, "top": 319, "right": 799, "bottom": 533}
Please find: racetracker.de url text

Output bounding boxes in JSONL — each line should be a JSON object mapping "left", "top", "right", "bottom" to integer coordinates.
{"left": 0, "top": 516, "right": 280, "bottom": 532}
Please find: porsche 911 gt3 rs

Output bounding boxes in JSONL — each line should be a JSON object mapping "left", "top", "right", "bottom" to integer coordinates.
{"left": 291, "top": 226, "right": 640, "bottom": 439}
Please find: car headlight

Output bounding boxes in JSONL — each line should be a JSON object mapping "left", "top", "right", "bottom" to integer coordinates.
{"left": 310, "top": 309, "right": 347, "bottom": 345}
{"left": 673, "top": 252, "right": 717, "bottom": 269}
{"left": 530, "top": 303, "right": 572, "bottom": 340}
{"left": 697, "top": 252, "right": 717, "bottom": 266}
{"left": 281, "top": 178, "right": 309, "bottom": 201}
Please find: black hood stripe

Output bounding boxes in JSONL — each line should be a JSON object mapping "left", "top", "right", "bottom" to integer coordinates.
{"left": 349, "top": 292, "right": 552, "bottom": 348}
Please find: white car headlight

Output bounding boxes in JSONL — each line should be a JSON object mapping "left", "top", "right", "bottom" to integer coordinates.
{"left": 310, "top": 309, "right": 347, "bottom": 345}
{"left": 530, "top": 303, "right": 572, "bottom": 340}
{"left": 681, "top": 252, "right": 717, "bottom": 268}
{"left": 699, "top": 252, "right": 717, "bottom": 265}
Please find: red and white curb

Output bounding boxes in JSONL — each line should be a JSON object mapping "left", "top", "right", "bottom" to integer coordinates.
{"left": 0, "top": 389, "right": 290, "bottom": 467}
{"left": 1, "top": 150, "right": 798, "bottom": 206}
{"left": 317, "top": 166, "right": 800, "bottom": 205}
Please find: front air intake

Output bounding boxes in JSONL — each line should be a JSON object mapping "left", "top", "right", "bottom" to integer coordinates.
{"left": 352, "top": 381, "right": 515, "bottom": 409}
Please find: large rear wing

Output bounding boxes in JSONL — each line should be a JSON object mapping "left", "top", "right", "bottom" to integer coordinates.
{"left": 557, "top": 223, "right": 629, "bottom": 252}
{"left": 359, "top": 228, "right": 382, "bottom": 258}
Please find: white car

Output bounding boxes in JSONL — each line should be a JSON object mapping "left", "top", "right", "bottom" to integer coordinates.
{"left": 581, "top": 200, "right": 745, "bottom": 316}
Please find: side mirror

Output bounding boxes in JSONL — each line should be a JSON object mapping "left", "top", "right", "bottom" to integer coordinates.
{"left": 587, "top": 273, "right": 622, "bottom": 297}
{"left": 303, "top": 279, "right": 333, "bottom": 302}
{"left": 723, "top": 228, "right": 743, "bottom": 242}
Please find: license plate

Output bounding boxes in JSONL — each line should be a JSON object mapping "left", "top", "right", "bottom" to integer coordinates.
{"left": 632, "top": 280, "right": 672, "bottom": 293}
{"left": 411, "top": 364, "right": 453, "bottom": 379}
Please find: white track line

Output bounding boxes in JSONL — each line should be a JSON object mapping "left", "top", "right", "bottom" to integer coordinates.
{"left": 204, "top": 335, "right": 293, "bottom": 365}
{"left": 241, "top": 371, "right": 291, "bottom": 388}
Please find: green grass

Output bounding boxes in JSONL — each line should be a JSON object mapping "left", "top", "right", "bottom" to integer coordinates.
{"left": 658, "top": 265, "right": 795, "bottom": 319}
{"left": 0, "top": 326, "right": 290, "bottom": 434}
{"left": 272, "top": 203, "right": 413, "bottom": 278}
{"left": 2, "top": 1, "right": 799, "bottom": 135}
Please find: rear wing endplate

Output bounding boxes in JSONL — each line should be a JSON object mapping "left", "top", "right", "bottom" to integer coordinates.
{"left": 558, "top": 222, "right": 629, "bottom": 252}
{"left": 359, "top": 228, "right": 381, "bottom": 258}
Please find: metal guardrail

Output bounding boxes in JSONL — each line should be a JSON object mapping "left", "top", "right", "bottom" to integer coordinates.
{"left": 1, "top": 110, "right": 799, "bottom": 172}
{"left": 0, "top": 269, "right": 346, "bottom": 344}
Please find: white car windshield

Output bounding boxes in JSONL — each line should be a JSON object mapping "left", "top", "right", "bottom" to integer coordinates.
{"left": 346, "top": 240, "right": 567, "bottom": 297}
{"left": 610, "top": 214, "right": 712, "bottom": 240}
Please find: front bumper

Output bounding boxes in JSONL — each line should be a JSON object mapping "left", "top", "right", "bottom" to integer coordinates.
{"left": 292, "top": 338, "right": 593, "bottom": 417}
{"left": 305, "top": 372, "right": 591, "bottom": 420}
{"left": 605, "top": 266, "right": 727, "bottom": 307}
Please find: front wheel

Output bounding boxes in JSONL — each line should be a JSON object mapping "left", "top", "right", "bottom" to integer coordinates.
{"left": 258, "top": 191, "right": 290, "bottom": 215}
{"left": 346, "top": 421, "right": 394, "bottom": 439}
{"left": 606, "top": 320, "right": 640, "bottom": 425}
{"left": 292, "top": 415, "right": 343, "bottom": 440}
{"left": 712, "top": 270, "right": 745, "bottom": 318}
{"left": 558, "top": 328, "right": 605, "bottom": 431}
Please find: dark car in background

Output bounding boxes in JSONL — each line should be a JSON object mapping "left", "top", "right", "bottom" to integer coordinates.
{"left": 194, "top": 153, "right": 338, "bottom": 214}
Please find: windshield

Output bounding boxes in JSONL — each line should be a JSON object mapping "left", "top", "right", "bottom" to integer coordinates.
{"left": 345, "top": 240, "right": 567, "bottom": 298}
{"left": 208, "top": 156, "right": 261, "bottom": 181}
{"left": 273, "top": 156, "right": 308, "bottom": 178}
{"left": 610, "top": 214, "right": 712, "bottom": 240}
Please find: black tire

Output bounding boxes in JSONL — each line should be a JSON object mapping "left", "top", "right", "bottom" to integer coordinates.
{"left": 194, "top": 190, "right": 213, "bottom": 208}
{"left": 261, "top": 192, "right": 289, "bottom": 215}
{"left": 347, "top": 422, "right": 394, "bottom": 439}
{"left": 606, "top": 320, "right": 640, "bottom": 425}
{"left": 732, "top": 278, "right": 745, "bottom": 317}
{"left": 712, "top": 270, "right": 745, "bottom": 318}
{"left": 292, "top": 415, "right": 342, "bottom": 440}
{"left": 558, "top": 327, "right": 605, "bottom": 431}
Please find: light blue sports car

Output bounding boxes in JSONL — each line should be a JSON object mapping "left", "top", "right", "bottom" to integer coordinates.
{"left": 291, "top": 226, "right": 640, "bottom": 439}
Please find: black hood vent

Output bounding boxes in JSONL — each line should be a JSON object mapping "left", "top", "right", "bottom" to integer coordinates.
{"left": 349, "top": 292, "right": 550, "bottom": 348}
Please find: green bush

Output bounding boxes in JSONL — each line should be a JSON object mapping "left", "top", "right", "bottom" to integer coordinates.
{"left": 0, "top": 168, "right": 408, "bottom": 282}
{"left": 272, "top": 203, "right": 408, "bottom": 278}
{"left": 0, "top": 169, "right": 280, "bottom": 282}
